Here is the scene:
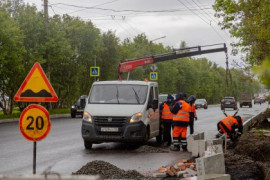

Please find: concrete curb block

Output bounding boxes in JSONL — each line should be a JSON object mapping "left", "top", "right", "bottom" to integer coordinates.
{"left": 243, "top": 108, "right": 268, "bottom": 133}
{"left": 0, "top": 114, "right": 70, "bottom": 124}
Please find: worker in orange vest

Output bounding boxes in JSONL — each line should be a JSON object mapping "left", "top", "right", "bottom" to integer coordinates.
{"left": 187, "top": 95, "right": 197, "bottom": 135}
{"left": 217, "top": 115, "right": 243, "bottom": 141}
{"left": 170, "top": 92, "right": 191, "bottom": 151}
{"left": 160, "top": 94, "right": 174, "bottom": 146}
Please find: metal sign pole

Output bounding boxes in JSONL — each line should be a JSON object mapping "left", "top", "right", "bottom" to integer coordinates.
{"left": 33, "top": 141, "right": 36, "bottom": 174}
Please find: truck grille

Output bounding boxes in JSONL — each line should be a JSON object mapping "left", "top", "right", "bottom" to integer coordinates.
{"left": 93, "top": 116, "right": 129, "bottom": 136}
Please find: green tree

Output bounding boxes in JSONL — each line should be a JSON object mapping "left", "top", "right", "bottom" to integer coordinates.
{"left": 0, "top": 7, "right": 25, "bottom": 114}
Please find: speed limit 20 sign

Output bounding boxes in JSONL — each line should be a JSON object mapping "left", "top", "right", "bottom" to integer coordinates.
{"left": 19, "top": 104, "right": 51, "bottom": 141}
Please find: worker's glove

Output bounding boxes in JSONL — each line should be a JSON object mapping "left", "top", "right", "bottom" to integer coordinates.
{"left": 195, "top": 117, "right": 198, "bottom": 121}
{"left": 237, "top": 132, "right": 242, "bottom": 136}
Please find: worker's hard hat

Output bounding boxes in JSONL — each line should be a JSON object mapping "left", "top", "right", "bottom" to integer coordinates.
{"left": 187, "top": 95, "right": 196, "bottom": 102}
{"left": 167, "top": 94, "right": 174, "bottom": 101}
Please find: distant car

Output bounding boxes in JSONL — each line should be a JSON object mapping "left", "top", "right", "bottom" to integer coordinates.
{"left": 195, "top": 99, "right": 208, "bottom": 109}
{"left": 158, "top": 94, "right": 176, "bottom": 104}
{"left": 71, "top": 95, "right": 88, "bottom": 118}
{"left": 159, "top": 94, "right": 168, "bottom": 104}
{"left": 221, "top": 97, "right": 237, "bottom": 110}
{"left": 254, "top": 97, "right": 263, "bottom": 104}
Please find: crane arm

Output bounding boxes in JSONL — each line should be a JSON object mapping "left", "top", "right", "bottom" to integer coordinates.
{"left": 118, "top": 43, "right": 227, "bottom": 80}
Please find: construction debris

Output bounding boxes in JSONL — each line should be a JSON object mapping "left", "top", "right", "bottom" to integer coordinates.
{"left": 153, "top": 159, "right": 197, "bottom": 178}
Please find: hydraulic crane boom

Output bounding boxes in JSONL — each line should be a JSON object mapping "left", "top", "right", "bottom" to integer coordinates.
{"left": 118, "top": 43, "right": 228, "bottom": 80}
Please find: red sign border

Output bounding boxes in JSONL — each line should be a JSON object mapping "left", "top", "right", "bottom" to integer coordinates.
{"left": 19, "top": 104, "right": 51, "bottom": 142}
{"left": 14, "top": 62, "right": 58, "bottom": 102}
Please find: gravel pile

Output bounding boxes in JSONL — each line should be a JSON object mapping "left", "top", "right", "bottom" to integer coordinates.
{"left": 73, "top": 160, "right": 145, "bottom": 179}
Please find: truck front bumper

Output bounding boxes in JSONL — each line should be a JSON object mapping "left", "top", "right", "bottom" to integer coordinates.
{"left": 81, "top": 120, "right": 147, "bottom": 143}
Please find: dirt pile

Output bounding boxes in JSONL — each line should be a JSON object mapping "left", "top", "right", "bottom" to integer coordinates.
{"left": 134, "top": 145, "right": 169, "bottom": 153}
{"left": 73, "top": 160, "right": 146, "bottom": 179}
{"left": 225, "top": 111, "right": 270, "bottom": 180}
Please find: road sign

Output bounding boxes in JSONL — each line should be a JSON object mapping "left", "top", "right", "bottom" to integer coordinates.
{"left": 150, "top": 64, "right": 158, "bottom": 71}
{"left": 90, "top": 66, "right": 100, "bottom": 77}
{"left": 14, "top": 62, "right": 58, "bottom": 102}
{"left": 19, "top": 104, "right": 51, "bottom": 141}
{"left": 150, "top": 72, "right": 158, "bottom": 80}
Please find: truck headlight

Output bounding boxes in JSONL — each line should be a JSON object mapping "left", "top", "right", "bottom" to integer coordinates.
{"left": 83, "top": 111, "right": 92, "bottom": 122}
{"left": 130, "top": 113, "right": 142, "bottom": 123}
{"left": 71, "top": 105, "right": 75, "bottom": 109}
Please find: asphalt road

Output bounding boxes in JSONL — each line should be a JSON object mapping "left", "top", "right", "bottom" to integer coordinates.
{"left": 0, "top": 102, "right": 268, "bottom": 175}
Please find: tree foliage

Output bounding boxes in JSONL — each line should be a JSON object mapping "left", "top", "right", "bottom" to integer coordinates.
{"left": 0, "top": 1, "right": 261, "bottom": 114}
{"left": 214, "top": 0, "right": 270, "bottom": 87}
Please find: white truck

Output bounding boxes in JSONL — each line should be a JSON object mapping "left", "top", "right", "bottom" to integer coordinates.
{"left": 81, "top": 80, "right": 162, "bottom": 149}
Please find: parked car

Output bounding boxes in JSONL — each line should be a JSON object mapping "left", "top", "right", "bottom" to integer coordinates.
{"left": 221, "top": 97, "right": 237, "bottom": 110}
{"left": 194, "top": 99, "right": 208, "bottom": 109}
{"left": 71, "top": 95, "right": 88, "bottom": 118}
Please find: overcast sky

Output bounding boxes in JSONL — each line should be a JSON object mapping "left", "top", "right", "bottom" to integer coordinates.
{"left": 23, "top": 0, "right": 242, "bottom": 68}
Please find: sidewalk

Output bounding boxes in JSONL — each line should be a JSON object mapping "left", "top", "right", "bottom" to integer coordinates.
{"left": 0, "top": 114, "right": 70, "bottom": 124}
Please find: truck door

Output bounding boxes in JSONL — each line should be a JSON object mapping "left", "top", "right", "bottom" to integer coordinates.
{"left": 147, "top": 85, "right": 159, "bottom": 137}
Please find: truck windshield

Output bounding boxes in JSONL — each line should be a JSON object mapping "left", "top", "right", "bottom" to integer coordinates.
{"left": 89, "top": 84, "right": 148, "bottom": 104}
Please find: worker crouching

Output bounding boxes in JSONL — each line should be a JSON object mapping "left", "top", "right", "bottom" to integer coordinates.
{"left": 170, "top": 93, "right": 191, "bottom": 151}
{"left": 217, "top": 115, "right": 243, "bottom": 141}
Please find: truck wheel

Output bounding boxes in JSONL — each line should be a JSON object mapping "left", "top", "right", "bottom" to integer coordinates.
{"left": 84, "top": 140, "right": 93, "bottom": 149}
{"left": 240, "top": 105, "right": 242, "bottom": 108}
{"left": 143, "top": 128, "right": 150, "bottom": 144}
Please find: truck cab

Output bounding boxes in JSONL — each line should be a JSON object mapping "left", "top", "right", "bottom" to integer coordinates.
{"left": 81, "top": 80, "right": 161, "bottom": 149}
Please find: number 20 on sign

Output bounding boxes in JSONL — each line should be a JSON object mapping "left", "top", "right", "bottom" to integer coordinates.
{"left": 19, "top": 104, "right": 51, "bottom": 141}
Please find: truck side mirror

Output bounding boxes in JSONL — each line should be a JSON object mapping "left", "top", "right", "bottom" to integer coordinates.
{"left": 80, "top": 98, "right": 86, "bottom": 108}
{"left": 152, "top": 99, "right": 159, "bottom": 110}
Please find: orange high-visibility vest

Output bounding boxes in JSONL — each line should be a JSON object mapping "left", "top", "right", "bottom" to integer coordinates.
{"left": 173, "top": 100, "right": 191, "bottom": 125}
{"left": 220, "top": 116, "right": 237, "bottom": 133}
{"left": 191, "top": 104, "right": 197, "bottom": 117}
{"left": 161, "top": 103, "right": 173, "bottom": 120}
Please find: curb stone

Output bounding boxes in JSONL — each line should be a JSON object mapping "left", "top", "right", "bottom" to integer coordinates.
{"left": 0, "top": 114, "right": 70, "bottom": 124}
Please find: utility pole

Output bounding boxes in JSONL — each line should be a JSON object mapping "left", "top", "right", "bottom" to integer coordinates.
{"left": 44, "top": 0, "right": 51, "bottom": 110}
{"left": 44, "top": 0, "right": 49, "bottom": 80}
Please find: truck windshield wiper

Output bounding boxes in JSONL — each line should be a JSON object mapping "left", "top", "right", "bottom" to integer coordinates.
{"left": 132, "top": 87, "right": 140, "bottom": 104}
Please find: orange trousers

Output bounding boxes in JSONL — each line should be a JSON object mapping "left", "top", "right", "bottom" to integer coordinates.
{"left": 172, "top": 126, "right": 187, "bottom": 139}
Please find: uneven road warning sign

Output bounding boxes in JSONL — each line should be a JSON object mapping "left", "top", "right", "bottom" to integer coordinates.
{"left": 19, "top": 104, "right": 51, "bottom": 141}
{"left": 14, "top": 62, "right": 58, "bottom": 102}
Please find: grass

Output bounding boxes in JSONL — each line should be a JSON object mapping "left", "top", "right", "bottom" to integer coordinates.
{"left": 0, "top": 108, "right": 70, "bottom": 120}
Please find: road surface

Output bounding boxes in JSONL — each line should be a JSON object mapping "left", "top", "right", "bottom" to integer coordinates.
{"left": 0, "top": 102, "right": 268, "bottom": 175}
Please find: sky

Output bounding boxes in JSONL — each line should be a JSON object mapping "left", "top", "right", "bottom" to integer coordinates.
{"left": 23, "top": 0, "right": 242, "bottom": 68}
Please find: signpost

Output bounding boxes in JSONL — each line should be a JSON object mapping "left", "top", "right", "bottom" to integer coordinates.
{"left": 150, "top": 72, "right": 158, "bottom": 81}
{"left": 14, "top": 62, "right": 58, "bottom": 174}
{"left": 14, "top": 62, "right": 58, "bottom": 102}
{"left": 90, "top": 66, "right": 100, "bottom": 77}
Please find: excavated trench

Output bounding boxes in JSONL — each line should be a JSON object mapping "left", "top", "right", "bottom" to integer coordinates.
{"left": 73, "top": 110, "right": 270, "bottom": 180}
{"left": 225, "top": 109, "right": 270, "bottom": 180}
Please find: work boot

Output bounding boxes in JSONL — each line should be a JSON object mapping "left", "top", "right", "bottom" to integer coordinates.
{"left": 170, "top": 145, "right": 180, "bottom": 151}
{"left": 182, "top": 146, "right": 187, "bottom": 152}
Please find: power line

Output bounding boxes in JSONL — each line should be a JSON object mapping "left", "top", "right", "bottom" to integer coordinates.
{"left": 50, "top": 2, "right": 212, "bottom": 13}
{"left": 176, "top": 0, "right": 226, "bottom": 42}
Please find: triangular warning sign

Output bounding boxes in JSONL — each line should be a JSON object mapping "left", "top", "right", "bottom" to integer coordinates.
{"left": 14, "top": 62, "right": 58, "bottom": 102}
